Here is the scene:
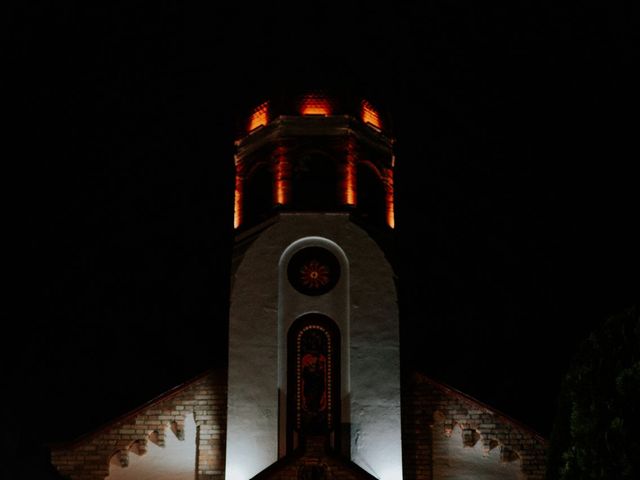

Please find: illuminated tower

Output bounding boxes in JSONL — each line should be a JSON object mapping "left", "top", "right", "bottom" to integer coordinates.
{"left": 226, "top": 93, "right": 402, "bottom": 480}
{"left": 49, "top": 92, "right": 549, "bottom": 480}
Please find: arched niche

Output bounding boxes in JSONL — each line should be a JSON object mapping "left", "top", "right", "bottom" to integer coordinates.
{"left": 291, "top": 151, "right": 340, "bottom": 211}
{"left": 356, "top": 162, "right": 387, "bottom": 226}
{"left": 277, "top": 236, "right": 350, "bottom": 458}
{"left": 244, "top": 162, "right": 274, "bottom": 224}
{"left": 286, "top": 313, "right": 341, "bottom": 453}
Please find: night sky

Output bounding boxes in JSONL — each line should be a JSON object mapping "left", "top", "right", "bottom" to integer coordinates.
{"left": 8, "top": 1, "right": 639, "bottom": 476}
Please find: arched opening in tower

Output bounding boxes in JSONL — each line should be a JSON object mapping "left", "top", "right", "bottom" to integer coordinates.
{"left": 244, "top": 164, "right": 274, "bottom": 225}
{"left": 287, "top": 313, "right": 341, "bottom": 453}
{"left": 291, "top": 152, "right": 339, "bottom": 211}
{"left": 356, "top": 163, "right": 387, "bottom": 226}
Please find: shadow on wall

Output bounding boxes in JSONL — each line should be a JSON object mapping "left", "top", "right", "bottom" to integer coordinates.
{"left": 106, "top": 413, "right": 197, "bottom": 480}
{"left": 433, "top": 423, "right": 524, "bottom": 480}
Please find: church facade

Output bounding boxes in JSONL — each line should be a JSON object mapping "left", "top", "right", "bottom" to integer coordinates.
{"left": 51, "top": 94, "right": 547, "bottom": 480}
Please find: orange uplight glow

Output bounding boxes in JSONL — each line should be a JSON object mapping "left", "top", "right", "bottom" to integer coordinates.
{"left": 300, "top": 95, "right": 332, "bottom": 116}
{"left": 385, "top": 169, "right": 395, "bottom": 228}
{"left": 343, "top": 140, "right": 357, "bottom": 205}
{"left": 361, "top": 100, "right": 381, "bottom": 129}
{"left": 274, "top": 147, "right": 291, "bottom": 205}
{"left": 234, "top": 174, "right": 243, "bottom": 228}
{"left": 344, "top": 162, "right": 356, "bottom": 205}
{"left": 248, "top": 102, "right": 268, "bottom": 132}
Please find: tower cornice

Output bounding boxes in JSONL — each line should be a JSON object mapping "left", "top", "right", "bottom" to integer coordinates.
{"left": 235, "top": 115, "right": 394, "bottom": 164}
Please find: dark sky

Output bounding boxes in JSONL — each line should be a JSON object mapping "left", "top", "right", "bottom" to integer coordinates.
{"left": 7, "top": 1, "right": 639, "bottom": 476}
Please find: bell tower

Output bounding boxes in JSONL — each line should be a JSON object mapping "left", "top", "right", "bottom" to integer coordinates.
{"left": 225, "top": 93, "right": 402, "bottom": 480}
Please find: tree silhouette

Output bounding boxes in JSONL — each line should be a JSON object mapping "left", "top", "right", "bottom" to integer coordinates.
{"left": 547, "top": 306, "right": 640, "bottom": 479}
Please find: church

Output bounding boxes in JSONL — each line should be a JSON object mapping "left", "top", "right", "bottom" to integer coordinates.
{"left": 50, "top": 93, "right": 547, "bottom": 480}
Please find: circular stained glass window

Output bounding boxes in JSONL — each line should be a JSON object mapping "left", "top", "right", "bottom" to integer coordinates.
{"left": 287, "top": 247, "right": 341, "bottom": 296}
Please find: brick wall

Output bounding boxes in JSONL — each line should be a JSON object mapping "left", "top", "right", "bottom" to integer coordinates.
{"left": 50, "top": 370, "right": 227, "bottom": 480}
{"left": 50, "top": 369, "right": 547, "bottom": 480}
{"left": 402, "top": 372, "right": 547, "bottom": 480}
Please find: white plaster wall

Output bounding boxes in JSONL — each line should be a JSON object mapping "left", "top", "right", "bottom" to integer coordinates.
{"left": 345, "top": 219, "right": 402, "bottom": 480}
{"left": 226, "top": 222, "right": 281, "bottom": 480}
{"left": 226, "top": 213, "right": 402, "bottom": 480}
{"left": 433, "top": 425, "right": 524, "bottom": 480}
{"left": 106, "top": 413, "right": 196, "bottom": 480}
